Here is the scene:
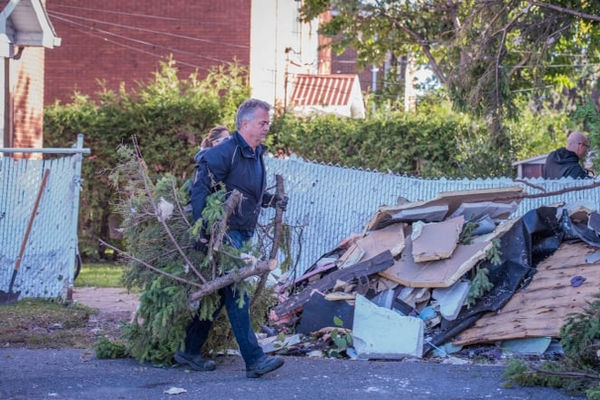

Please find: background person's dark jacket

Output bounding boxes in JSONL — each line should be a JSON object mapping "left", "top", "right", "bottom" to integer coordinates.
{"left": 190, "top": 131, "right": 273, "bottom": 231}
{"left": 543, "top": 148, "right": 590, "bottom": 179}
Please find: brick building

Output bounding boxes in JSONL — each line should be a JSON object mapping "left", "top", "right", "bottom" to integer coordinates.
{"left": 44, "top": 1, "right": 319, "bottom": 108}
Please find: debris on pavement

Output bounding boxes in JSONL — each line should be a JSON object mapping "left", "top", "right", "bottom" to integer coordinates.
{"left": 264, "top": 185, "right": 600, "bottom": 362}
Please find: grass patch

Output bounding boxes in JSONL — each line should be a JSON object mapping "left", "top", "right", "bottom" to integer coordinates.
{"left": 0, "top": 298, "right": 96, "bottom": 348}
{"left": 75, "top": 263, "right": 125, "bottom": 288}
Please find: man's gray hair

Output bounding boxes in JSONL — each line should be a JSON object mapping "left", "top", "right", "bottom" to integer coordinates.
{"left": 236, "top": 98, "right": 271, "bottom": 130}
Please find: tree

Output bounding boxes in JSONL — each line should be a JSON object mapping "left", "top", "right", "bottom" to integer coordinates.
{"left": 302, "top": 1, "right": 600, "bottom": 150}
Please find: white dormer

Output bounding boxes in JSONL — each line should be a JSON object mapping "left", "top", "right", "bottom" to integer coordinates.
{"left": 0, "top": 0, "right": 61, "bottom": 57}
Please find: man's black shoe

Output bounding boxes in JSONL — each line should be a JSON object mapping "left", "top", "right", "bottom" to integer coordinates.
{"left": 246, "top": 355, "right": 284, "bottom": 378}
{"left": 174, "top": 351, "right": 216, "bottom": 371}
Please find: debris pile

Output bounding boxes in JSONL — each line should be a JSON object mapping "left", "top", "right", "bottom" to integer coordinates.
{"left": 265, "top": 186, "right": 600, "bottom": 360}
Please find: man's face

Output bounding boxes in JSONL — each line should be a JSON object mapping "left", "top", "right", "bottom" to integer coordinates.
{"left": 577, "top": 138, "right": 590, "bottom": 159}
{"left": 240, "top": 108, "right": 270, "bottom": 149}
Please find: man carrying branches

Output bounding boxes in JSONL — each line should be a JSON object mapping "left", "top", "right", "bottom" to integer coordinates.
{"left": 176, "top": 98, "right": 288, "bottom": 378}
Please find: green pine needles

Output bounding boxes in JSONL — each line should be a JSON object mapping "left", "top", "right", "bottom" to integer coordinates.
{"left": 105, "top": 145, "right": 269, "bottom": 365}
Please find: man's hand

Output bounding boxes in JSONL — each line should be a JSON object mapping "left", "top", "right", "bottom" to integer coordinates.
{"left": 273, "top": 194, "right": 288, "bottom": 211}
{"left": 193, "top": 236, "right": 209, "bottom": 253}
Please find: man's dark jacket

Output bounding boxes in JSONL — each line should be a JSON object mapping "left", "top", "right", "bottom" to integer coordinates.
{"left": 190, "top": 131, "right": 273, "bottom": 231}
{"left": 543, "top": 148, "right": 589, "bottom": 179}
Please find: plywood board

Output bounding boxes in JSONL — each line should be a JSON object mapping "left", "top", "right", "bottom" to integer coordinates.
{"left": 412, "top": 216, "right": 464, "bottom": 262}
{"left": 453, "top": 242, "right": 600, "bottom": 346}
{"left": 379, "top": 232, "right": 490, "bottom": 288}
{"left": 339, "top": 223, "right": 405, "bottom": 268}
{"left": 366, "top": 186, "right": 523, "bottom": 231}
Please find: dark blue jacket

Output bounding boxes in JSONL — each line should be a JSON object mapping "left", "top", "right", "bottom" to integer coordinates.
{"left": 190, "top": 131, "right": 273, "bottom": 231}
{"left": 543, "top": 148, "right": 590, "bottom": 179}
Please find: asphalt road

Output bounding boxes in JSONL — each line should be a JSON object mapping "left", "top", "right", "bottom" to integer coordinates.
{"left": 0, "top": 348, "right": 583, "bottom": 400}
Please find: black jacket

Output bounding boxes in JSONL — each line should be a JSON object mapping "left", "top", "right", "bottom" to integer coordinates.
{"left": 543, "top": 148, "right": 590, "bottom": 179}
{"left": 190, "top": 131, "right": 273, "bottom": 231}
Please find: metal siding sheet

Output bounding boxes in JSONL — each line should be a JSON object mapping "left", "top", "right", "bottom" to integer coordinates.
{"left": 262, "top": 156, "right": 600, "bottom": 276}
{"left": 0, "top": 154, "right": 82, "bottom": 298}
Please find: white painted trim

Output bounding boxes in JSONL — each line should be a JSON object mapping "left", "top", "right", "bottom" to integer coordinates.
{"left": 0, "top": 0, "right": 60, "bottom": 49}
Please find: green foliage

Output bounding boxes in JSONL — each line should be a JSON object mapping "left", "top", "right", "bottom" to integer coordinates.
{"left": 110, "top": 148, "right": 272, "bottom": 365}
{"left": 327, "top": 317, "right": 353, "bottom": 359}
{"left": 561, "top": 294, "right": 600, "bottom": 370}
{"left": 272, "top": 103, "right": 513, "bottom": 177}
{"left": 94, "top": 336, "right": 129, "bottom": 359}
{"left": 459, "top": 221, "right": 479, "bottom": 245}
{"left": 465, "top": 267, "right": 494, "bottom": 308}
{"left": 502, "top": 360, "right": 570, "bottom": 389}
{"left": 486, "top": 239, "right": 503, "bottom": 266}
{"left": 44, "top": 58, "right": 249, "bottom": 259}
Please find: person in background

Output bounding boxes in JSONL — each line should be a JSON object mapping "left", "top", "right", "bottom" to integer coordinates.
{"left": 188, "top": 126, "right": 230, "bottom": 196}
{"left": 544, "top": 131, "right": 593, "bottom": 179}
{"left": 177, "top": 98, "right": 287, "bottom": 378}
{"left": 196, "top": 125, "right": 230, "bottom": 161}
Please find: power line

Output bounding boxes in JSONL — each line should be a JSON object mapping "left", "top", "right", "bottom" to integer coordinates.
{"left": 66, "top": 24, "right": 208, "bottom": 71}
{"left": 48, "top": 9, "right": 249, "bottom": 50}
{"left": 49, "top": 4, "right": 181, "bottom": 21}
{"left": 50, "top": 14, "right": 245, "bottom": 67}
{"left": 49, "top": 4, "right": 235, "bottom": 25}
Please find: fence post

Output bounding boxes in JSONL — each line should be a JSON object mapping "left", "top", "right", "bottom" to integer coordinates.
{"left": 67, "top": 134, "right": 85, "bottom": 299}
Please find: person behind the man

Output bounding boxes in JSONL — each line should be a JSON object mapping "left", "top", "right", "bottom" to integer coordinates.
{"left": 543, "top": 131, "right": 592, "bottom": 179}
{"left": 178, "top": 98, "right": 286, "bottom": 378}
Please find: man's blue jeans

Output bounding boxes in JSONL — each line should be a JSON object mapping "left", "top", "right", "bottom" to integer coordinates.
{"left": 183, "top": 229, "right": 264, "bottom": 366}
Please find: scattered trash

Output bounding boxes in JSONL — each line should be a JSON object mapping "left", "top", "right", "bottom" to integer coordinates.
{"left": 164, "top": 387, "right": 187, "bottom": 395}
{"left": 268, "top": 186, "right": 600, "bottom": 362}
{"left": 501, "top": 337, "right": 552, "bottom": 355}
{"left": 570, "top": 275, "right": 586, "bottom": 287}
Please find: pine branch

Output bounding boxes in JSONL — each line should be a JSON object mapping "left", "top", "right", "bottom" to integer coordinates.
{"left": 531, "top": 365, "right": 600, "bottom": 381}
{"left": 131, "top": 136, "right": 207, "bottom": 284}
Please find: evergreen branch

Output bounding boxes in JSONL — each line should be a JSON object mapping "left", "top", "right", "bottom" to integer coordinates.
{"left": 131, "top": 136, "right": 207, "bottom": 284}
{"left": 189, "top": 259, "right": 278, "bottom": 302}
{"left": 530, "top": 366, "right": 600, "bottom": 380}
{"left": 251, "top": 175, "right": 285, "bottom": 307}
{"left": 99, "top": 239, "right": 203, "bottom": 288}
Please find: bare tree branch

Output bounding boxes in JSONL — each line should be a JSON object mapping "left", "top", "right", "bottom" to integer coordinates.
{"left": 99, "top": 239, "right": 203, "bottom": 288}
{"left": 251, "top": 175, "right": 285, "bottom": 307}
{"left": 531, "top": 1, "right": 600, "bottom": 22}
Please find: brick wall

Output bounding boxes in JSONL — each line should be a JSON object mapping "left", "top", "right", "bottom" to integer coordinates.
{"left": 44, "top": 0, "right": 251, "bottom": 105}
{"left": 331, "top": 48, "right": 374, "bottom": 92}
{"left": 12, "top": 47, "right": 45, "bottom": 154}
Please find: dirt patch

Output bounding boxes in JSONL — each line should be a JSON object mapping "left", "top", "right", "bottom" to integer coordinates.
{"left": 73, "top": 287, "right": 140, "bottom": 346}
{"left": 73, "top": 287, "right": 139, "bottom": 315}
{"left": 0, "top": 288, "right": 140, "bottom": 349}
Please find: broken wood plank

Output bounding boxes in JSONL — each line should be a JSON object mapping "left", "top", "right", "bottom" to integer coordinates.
{"left": 379, "top": 232, "right": 489, "bottom": 288}
{"left": 412, "top": 216, "right": 464, "bottom": 262}
{"left": 339, "top": 223, "right": 406, "bottom": 268}
{"left": 272, "top": 251, "right": 394, "bottom": 318}
{"left": 453, "top": 242, "right": 600, "bottom": 346}
{"left": 366, "top": 186, "right": 523, "bottom": 231}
